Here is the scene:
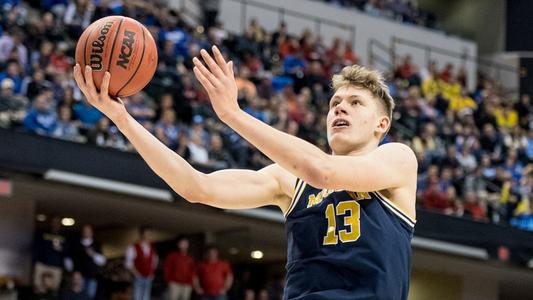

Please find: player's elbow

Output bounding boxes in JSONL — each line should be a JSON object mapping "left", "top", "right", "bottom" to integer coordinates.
{"left": 304, "top": 159, "right": 338, "bottom": 190}
{"left": 170, "top": 174, "right": 210, "bottom": 204}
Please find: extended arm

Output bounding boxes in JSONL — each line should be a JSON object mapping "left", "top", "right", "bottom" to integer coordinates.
{"left": 72, "top": 65, "right": 294, "bottom": 211}
{"left": 192, "top": 47, "right": 417, "bottom": 192}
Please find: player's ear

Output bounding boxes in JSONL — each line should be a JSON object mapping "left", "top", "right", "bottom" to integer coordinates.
{"left": 375, "top": 115, "right": 390, "bottom": 136}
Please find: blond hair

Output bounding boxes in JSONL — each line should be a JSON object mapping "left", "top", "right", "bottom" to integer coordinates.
{"left": 332, "top": 65, "right": 395, "bottom": 130}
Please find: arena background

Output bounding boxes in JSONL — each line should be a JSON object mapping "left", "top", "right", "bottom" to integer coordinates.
{"left": 0, "top": 0, "right": 532, "bottom": 299}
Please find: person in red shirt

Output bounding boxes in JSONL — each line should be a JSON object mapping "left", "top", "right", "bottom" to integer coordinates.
{"left": 164, "top": 237, "right": 196, "bottom": 300}
{"left": 463, "top": 192, "right": 488, "bottom": 221}
{"left": 421, "top": 177, "right": 453, "bottom": 214}
{"left": 125, "top": 227, "right": 158, "bottom": 300}
{"left": 194, "top": 247, "right": 233, "bottom": 300}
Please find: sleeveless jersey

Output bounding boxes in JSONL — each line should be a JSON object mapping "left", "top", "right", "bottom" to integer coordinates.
{"left": 284, "top": 178, "right": 415, "bottom": 300}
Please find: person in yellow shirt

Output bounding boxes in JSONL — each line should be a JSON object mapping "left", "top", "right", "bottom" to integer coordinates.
{"left": 439, "top": 78, "right": 461, "bottom": 101}
{"left": 494, "top": 102, "right": 518, "bottom": 129}
{"left": 449, "top": 89, "right": 477, "bottom": 113}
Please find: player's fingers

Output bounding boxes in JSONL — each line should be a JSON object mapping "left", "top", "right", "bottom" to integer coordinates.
{"left": 227, "top": 61, "right": 234, "bottom": 77}
{"left": 200, "top": 49, "right": 225, "bottom": 78}
{"left": 193, "top": 57, "right": 220, "bottom": 87}
{"left": 100, "top": 71, "right": 111, "bottom": 98}
{"left": 73, "top": 64, "right": 87, "bottom": 92}
{"left": 84, "top": 65, "right": 97, "bottom": 91}
{"left": 193, "top": 66, "right": 215, "bottom": 92}
{"left": 212, "top": 46, "right": 229, "bottom": 75}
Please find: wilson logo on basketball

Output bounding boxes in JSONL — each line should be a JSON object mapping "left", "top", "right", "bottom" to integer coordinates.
{"left": 117, "top": 30, "right": 135, "bottom": 69}
{"left": 90, "top": 21, "right": 114, "bottom": 71}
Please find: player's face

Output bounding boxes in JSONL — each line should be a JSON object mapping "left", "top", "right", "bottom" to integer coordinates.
{"left": 326, "top": 85, "right": 384, "bottom": 155}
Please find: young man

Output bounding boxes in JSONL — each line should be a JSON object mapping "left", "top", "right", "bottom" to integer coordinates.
{"left": 73, "top": 45, "right": 417, "bottom": 299}
{"left": 164, "top": 237, "right": 196, "bottom": 300}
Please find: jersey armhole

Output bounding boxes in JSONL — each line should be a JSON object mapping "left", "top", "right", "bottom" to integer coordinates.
{"left": 284, "top": 178, "right": 306, "bottom": 217}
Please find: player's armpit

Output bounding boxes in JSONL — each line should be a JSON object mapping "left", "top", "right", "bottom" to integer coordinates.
{"left": 312, "top": 142, "right": 418, "bottom": 192}
{"left": 192, "top": 163, "right": 296, "bottom": 212}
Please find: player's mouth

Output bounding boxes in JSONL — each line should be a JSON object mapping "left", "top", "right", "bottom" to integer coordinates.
{"left": 332, "top": 118, "right": 351, "bottom": 129}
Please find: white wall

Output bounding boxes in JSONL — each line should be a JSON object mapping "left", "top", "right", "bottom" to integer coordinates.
{"left": 218, "top": 0, "right": 478, "bottom": 90}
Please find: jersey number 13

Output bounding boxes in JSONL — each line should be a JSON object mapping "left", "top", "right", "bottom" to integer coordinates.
{"left": 323, "top": 200, "right": 361, "bottom": 245}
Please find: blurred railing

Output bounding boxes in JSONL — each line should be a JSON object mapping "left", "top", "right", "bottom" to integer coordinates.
{"left": 224, "top": 0, "right": 357, "bottom": 46}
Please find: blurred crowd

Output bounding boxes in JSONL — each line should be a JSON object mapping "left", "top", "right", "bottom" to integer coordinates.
{"left": 321, "top": 0, "right": 437, "bottom": 28}
{"left": 31, "top": 216, "right": 277, "bottom": 300}
{"left": 0, "top": 0, "right": 531, "bottom": 234}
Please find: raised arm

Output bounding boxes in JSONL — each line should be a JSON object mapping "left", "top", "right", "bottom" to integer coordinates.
{"left": 72, "top": 65, "right": 294, "bottom": 211}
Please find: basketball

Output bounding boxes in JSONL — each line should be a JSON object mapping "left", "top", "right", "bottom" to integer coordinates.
{"left": 75, "top": 16, "right": 157, "bottom": 98}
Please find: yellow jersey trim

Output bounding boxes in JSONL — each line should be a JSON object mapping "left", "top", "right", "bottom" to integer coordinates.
{"left": 374, "top": 191, "right": 416, "bottom": 225}
{"left": 285, "top": 179, "right": 306, "bottom": 217}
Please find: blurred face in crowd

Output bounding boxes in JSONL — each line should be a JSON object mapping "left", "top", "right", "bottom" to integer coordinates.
{"left": 35, "top": 95, "right": 50, "bottom": 112}
{"left": 7, "top": 62, "right": 19, "bottom": 76}
{"left": 71, "top": 272, "right": 84, "bottom": 292}
{"left": 59, "top": 106, "right": 71, "bottom": 122}
{"left": 162, "top": 109, "right": 176, "bottom": 125}
{"left": 206, "top": 248, "right": 219, "bottom": 261}
{"left": 326, "top": 85, "right": 389, "bottom": 155}
{"left": 177, "top": 238, "right": 189, "bottom": 253}
{"left": 82, "top": 224, "right": 93, "bottom": 239}
{"left": 210, "top": 134, "right": 223, "bottom": 150}
{"left": 140, "top": 228, "right": 151, "bottom": 241}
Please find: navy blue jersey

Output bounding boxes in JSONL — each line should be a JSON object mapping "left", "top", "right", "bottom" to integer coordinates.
{"left": 284, "top": 178, "right": 415, "bottom": 300}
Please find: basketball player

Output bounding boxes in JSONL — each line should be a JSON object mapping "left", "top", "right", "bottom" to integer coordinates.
{"left": 73, "top": 45, "right": 417, "bottom": 299}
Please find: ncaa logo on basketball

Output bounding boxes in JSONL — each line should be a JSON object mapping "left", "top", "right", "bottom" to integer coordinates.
{"left": 90, "top": 21, "right": 114, "bottom": 71}
{"left": 117, "top": 30, "right": 135, "bottom": 69}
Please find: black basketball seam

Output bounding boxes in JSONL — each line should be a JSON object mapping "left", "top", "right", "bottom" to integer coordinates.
{"left": 83, "top": 25, "right": 97, "bottom": 70}
{"left": 106, "top": 17, "right": 125, "bottom": 89}
{"left": 116, "top": 23, "right": 147, "bottom": 97}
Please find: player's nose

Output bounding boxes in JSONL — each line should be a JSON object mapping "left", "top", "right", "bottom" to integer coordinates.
{"left": 334, "top": 101, "right": 348, "bottom": 116}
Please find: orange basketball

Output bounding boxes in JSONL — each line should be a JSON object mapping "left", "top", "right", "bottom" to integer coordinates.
{"left": 75, "top": 16, "right": 158, "bottom": 98}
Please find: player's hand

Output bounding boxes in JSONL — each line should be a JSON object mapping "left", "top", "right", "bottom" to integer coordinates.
{"left": 192, "top": 46, "right": 239, "bottom": 121}
{"left": 73, "top": 64, "right": 128, "bottom": 124}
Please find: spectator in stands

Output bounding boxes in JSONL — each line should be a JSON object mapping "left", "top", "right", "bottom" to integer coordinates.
{"left": 24, "top": 93, "right": 58, "bottom": 136}
{"left": 73, "top": 98, "right": 102, "bottom": 129}
{"left": 0, "top": 77, "right": 28, "bottom": 128}
{"left": 449, "top": 89, "right": 477, "bottom": 113}
{"left": 420, "top": 177, "right": 453, "bottom": 214}
{"left": 155, "top": 109, "right": 181, "bottom": 150}
{"left": 208, "top": 133, "right": 236, "bottom": 169}
{"left": 188, "top": 130, "right": 210, "bottom": 165}
{"left": 67, "top": 224, "right": 106, "bottom": 300}
{"left": 494, "top": 101, "right": 518, "bottom": 130}
{"left": 52, "top": 105, "right": 81, "bottom": 142}
{"left": 0, "top": 27, "right": 28, "bottom": 66}
{"left": 396, "top": 55, "right": 417, "bottom": 83}
{"left": 32, "top": 271, "right": 59, "bottom": 300}
{"left": 194, "top": 246, "right": 233, "bottom": 300}
{"left": 463, "top": 192, "right": 487, "bottom": 221}
{"left": 63, "top": 0, "right": 94, "bottom": 39}
{"left": 515, "top": 94, "right": 531, "bottom": 129}
{"left": 23, "top": 68, "right": 53, "bottom": 100}
{"left": 125, "top": 226, "right": 158, "bottom": 300}
{"left": 164, "top": 237, "right": 196, "bottom": 300}
{"left": 33, "top": 216, "right": 67, "bottom": 294}
{"left": 60, "top": 271, "right": 89, "bottom": 300}
{"left": 125, "top": 93, "right": 155, "bottom": 124}
{"left": 0, "top": 61, "right": 23, "bottom": 94}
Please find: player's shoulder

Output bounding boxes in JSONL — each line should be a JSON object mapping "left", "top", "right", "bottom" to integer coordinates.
{"left": 375, "top": 142, "right": 418, "bottom": 172}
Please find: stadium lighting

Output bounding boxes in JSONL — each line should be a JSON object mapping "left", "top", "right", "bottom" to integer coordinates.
{"left": 36, "top": 214, "right": 47, "bottom": 222}
{"left": 251, "top": 250, "right": 264, "bottom": 259}
{"left": 61, "top": 217, "right": 75, "bottom": 226}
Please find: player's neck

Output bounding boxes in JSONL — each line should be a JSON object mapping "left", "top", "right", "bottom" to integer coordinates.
{"left": 333, "top": 140, "right": 378, "bottom": 156}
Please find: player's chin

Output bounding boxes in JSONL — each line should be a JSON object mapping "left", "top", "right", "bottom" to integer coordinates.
{"left": 329, "top": 133, "right": 352, "bottom": 151}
